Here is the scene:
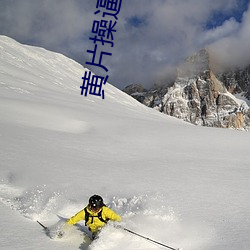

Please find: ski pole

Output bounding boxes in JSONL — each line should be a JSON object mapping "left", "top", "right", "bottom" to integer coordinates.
{"left": 122, "top": 227, "right": 180, "bottom": 250}
{"left": 37, "top": 220, "right": 48, "bottom": 231}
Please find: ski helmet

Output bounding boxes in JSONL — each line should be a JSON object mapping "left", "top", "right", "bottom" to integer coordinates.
{"left": 89, "top": 195, "right": 104, "bottom": 210}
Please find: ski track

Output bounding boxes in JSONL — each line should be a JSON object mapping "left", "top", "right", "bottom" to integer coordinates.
{"left": 0, "top": 180, "right": 212, "bottom": 250}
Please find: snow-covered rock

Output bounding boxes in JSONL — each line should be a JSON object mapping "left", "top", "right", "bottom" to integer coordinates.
{"left": 124, "top": 49, "right": 250, "bottom": 129}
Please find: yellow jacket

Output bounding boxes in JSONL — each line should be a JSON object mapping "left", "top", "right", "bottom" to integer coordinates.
{"left": 67, "top": 206, "right": 121, "bottom": 233}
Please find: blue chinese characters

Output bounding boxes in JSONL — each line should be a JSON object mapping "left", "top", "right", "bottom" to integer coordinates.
{"left": 80, "top": 0, "right": 122, "bottom": 99}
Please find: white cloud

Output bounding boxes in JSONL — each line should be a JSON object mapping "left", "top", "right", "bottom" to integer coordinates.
{"left": 0, "top": 0, "right": 249, "bottom": 88}
{"left": 209, "top": 5, "right": 250, "bottom": 68}
{"left": 200, "top": 17, "right": 240, "bottom": 45}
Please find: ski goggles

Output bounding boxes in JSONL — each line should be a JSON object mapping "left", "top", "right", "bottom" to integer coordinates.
{"left": 89, "top": 204, "right": 101, "bottom": 212}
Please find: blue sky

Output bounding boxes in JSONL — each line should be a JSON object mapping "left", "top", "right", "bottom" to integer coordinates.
{"left": 0, "top": 0, "right": 249, "bottom": 89}
{"left": 206, "top": 0, "right": 249, "bottom": 28}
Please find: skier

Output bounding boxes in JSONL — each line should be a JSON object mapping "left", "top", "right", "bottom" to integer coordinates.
{"left": 66, "top": 194, "right": 122, "bottom": 239}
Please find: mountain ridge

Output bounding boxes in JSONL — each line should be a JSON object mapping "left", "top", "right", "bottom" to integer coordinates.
{"left": 123, "top": 49, "right": 250, "bottom": 130}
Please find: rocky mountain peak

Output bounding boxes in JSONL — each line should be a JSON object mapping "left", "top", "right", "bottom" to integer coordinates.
{"left": 123, "top": 49, "right": 250, "bottom": 130}
{"left": 177, "top": 49, "right": 210, "bottom": 78}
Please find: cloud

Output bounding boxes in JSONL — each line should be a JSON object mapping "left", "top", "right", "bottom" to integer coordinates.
{"left": 200, "top": 18, "right": 240, "bottom": 45}
{"left": 209, "top": 4, "right": 250, "bottom": 69}
{"left": 0, "top": 0, "right": 249, "bottom": 89}
{"left": 0, "top": 1, "right": 95, "bottom": 55}
{"left": 111, "top": 0, "right": 249, "bottom": 87}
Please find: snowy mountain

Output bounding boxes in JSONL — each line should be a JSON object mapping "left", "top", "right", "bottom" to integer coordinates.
{"left": 124, "top": 49, "right": 250, "bottom": 130}
{"left": 0, "top": 36, "right": 250, "bottom": 250}
{"left": 217, "top": 65, "right": 250, "bottom": 100}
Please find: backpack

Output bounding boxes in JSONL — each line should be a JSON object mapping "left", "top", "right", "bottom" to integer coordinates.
{"left": 84, "top": 206, "right": 109, "bottom": 226}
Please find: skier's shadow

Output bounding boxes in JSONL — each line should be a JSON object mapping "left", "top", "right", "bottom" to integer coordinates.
{"left": 74, "top": 224, "right": 93, "bottom": 250}
{"left": 79, "top": 239, "right": 91, "bottom": 250}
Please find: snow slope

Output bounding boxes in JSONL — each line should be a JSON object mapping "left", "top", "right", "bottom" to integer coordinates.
{"left": 0, "top": 35, "right": 250, "bottom": 250}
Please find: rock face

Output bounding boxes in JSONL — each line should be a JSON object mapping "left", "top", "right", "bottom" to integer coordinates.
{"left": 218, "top": 66, "right": 250, "bottom": 100}
{"left": 123, "top": 49, "right": 250, "bottom": 130}
{"left": 123, "top": 84, "right": 147, "bottom": 103}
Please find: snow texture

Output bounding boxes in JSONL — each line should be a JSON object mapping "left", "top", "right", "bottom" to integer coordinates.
{"left": 0, "top": 36, "right": 250, "bottom": 250}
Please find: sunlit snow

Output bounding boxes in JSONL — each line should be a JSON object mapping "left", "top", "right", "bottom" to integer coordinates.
{"left": 0, "top": 36, "right": 250, "bottom": 250}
